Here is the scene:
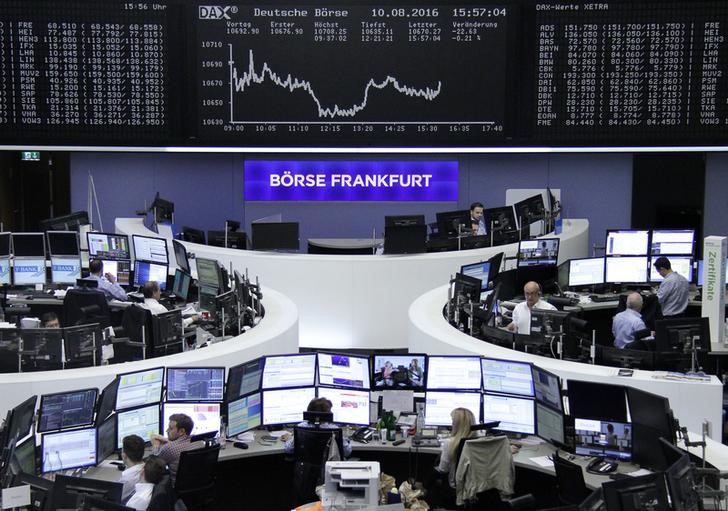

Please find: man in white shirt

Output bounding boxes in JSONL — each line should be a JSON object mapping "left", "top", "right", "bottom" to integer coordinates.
{"left": 126, "top": 455, "right": 167, "bottom": 510}
{"left": 119, "top": 435, "right": 145, "bottom": 502}
{"left": 506, "top": 281, "right": 557, "bottom": 334}
{"left": 142, "top": 281, "right": 198, "bottom": 327}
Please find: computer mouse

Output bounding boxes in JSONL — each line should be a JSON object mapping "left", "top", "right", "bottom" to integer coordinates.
{"left": 233, "top": 441, "right": 249, "bottom": 449}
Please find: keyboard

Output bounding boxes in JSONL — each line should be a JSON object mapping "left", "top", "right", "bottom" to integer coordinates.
{"left": 589, "top": 294, "right": 618, "bottom": 303}
{"left": 412, "top": 436, "right": 440, "bottom": 447}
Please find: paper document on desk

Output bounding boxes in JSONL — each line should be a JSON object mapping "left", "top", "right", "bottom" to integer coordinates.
{"left": 529, "top": 456, "right": 554, "bottom": 468}
{"left": 627, "top": 468, "right": 651, "bottom": 477}
{"left": 181, "top": 305, "right": 197, "bottom": 317}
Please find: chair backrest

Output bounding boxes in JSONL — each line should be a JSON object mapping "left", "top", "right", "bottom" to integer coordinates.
{"left": 455, "top": 435, "right": 515, "bottom": 499}
{"left": 552, "top": 451, "right": 590, "bottom": 505}
{"left": 122, "top": 305, "right": 153, "bottom": 345}
{"left": 293, "top": 426, "right": 344, "bottom": 465}
{"left": 63, "top": 288, "right": 111, "bottom": 329}
{"left": 174, "top": 445, "right": 220, "bottom": 495}
{"left": 147, "top": 474, "right": 176, "bottom": 511}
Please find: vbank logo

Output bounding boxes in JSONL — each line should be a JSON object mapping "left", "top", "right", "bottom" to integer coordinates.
{"left": 198, "top": 6, "right": 237, "bottom": 19}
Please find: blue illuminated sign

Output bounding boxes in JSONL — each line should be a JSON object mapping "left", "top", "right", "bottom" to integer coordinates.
{"left": 244, "top": 160, "right": 458, "bottom": 201}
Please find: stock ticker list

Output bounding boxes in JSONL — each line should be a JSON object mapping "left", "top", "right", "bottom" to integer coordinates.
{"left": 534, "top": 1, "right": 728, "bottom": 142}
{"left": 195, "top": 4, "right": 509, "bottom": 145}
{"left": 0, "top": 2, "right": 172, "bottom": 143}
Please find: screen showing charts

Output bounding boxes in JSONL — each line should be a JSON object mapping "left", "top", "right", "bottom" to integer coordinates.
{"left": 166, "top": 367, "right": 225, "bottom": 402}
{"left": 317, "top": 387, "right": 370, "bottom": 426}
{"left": 460, "top": 261, "right": 490, "bottom": 291}
{"left": 569, "top": 257, "right": 605, "bottom": 287}
{"left": 100, "top": 259, "right": 132, "bottom": 287}
{"left": 132, "top": 235, "right": 168, "bottom": 264}
{"left": 517, "top": 238, "right": 560, "bottom": 267}
{"left": 116, "top": 367, "right": 165, "bottom": 411}
{"left": 481, "top": 358, "right": 534, "bottom": 397}
{"left": 38, "top": 388, "right": 98, "bottom": 433}
{"left": 116, "top": 404, "right": 160, "bottom": 449}
{"left": 87, "top": 233, "right": 131, "bottom": 260}
{"left": 427, "top": 356, "right": 481, "bottom": 390}
{"left": 532, "top": 366, "right": 562, "bottom": 411}
{"left": 262, "top": 387, "right": 316, "bottom": 426}
{"left": 133, "top": 260, "right": 168, "bottom": 290}
{"left": 162, "top": 402, "right": 221, "bottom": 436}
{"left": 605, "top": 257, "right": 648, "bottom": 284}
{"left": 605, "top": 230, "right": 649, "bottom": 256}
{"left": 425, "top": 391, "right": 481, "bottom": 427}
{"left": 574, "top": 418, "right": 632, "bottom": 461}
{"left": 483, "top": 394, "right": 535, "bottom": 435}
{"left": 649, "top": 257, "right": 693, "bottom": 283}
{"left": 372, "top": 354, "right": 426, "bottom": 389}
{"left": 317, "top": 353, "right": 370, "bottom": 389}
{"left": 650, "top": 230, "right": 694, "bottom": 256}
{"left": 262, "top": 354, "right": 317, "bottom": 389}
{"left": 227, "top": 393, "right": 262, "bottom": 437}
{"left": 227, "top": 359, "right": 264, "bottom": 401}
{"left": 12, "top": 258, "right": 46, "bottom": 285}
{"left": 536, "top": 402, "right": 564, "bottom": 445}
{"left": 50, "top": 257, "right": 82, "bottom": 285}
{"left": 41, "top": 428, "right": 96, "bottom": 473}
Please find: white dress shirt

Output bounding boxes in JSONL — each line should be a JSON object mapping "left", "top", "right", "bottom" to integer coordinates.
{"left": 119, "top": 462, "right": 144, "bottom": 501}
{"left": 143, "top": 298, "right": 194, "bottom": 328}
{"left": 511, "top": 299, "right": 557, "bottom": 334}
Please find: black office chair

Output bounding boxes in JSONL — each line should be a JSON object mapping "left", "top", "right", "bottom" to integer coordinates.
{"left": 551, "top": 451, "right": 590, "bottom": 506}
{"left": 63, "top": 288, "right": 112, "bottom": 329}
{"left": 147, "top": 474, "right": 176, "bottom": 511}
{"left": 292, "top": 425, "right": 344, "bottom": 507}
{"left": 111, "top": 305, "right": 150, "bottom": 362}
{"left": 174, "top": 445, "right": 220, "bottom": 511}
{"left": 616, "top": 293, "right": 662, "bottom": 330}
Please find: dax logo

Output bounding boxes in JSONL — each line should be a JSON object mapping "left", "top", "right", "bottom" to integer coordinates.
{"left": 198, "top": 5, "right": 237, "bottom": 20}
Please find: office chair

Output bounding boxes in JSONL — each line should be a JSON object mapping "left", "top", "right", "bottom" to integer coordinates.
{"left": 147, "top": 474, "right": 176, "bottom": 511}
{"left": 454, "top": 436, "right": 519, "bottom": 509}
{"left": 174, "top": 445, "right": 220, "bottom": 511}
{"left": 292, "top": 426, "right": 344, "bottom": 507}
{"left": 63, "top": 288, "right": 112, "bottom": 329}
{"left": 111, "top": 305, "right": 150, "bottom": 362}
{"left": 616, "top": 293, "right": 662, "bottom": 330}
{"left": 551, "top": 451, "right": 590, "bottom": 506}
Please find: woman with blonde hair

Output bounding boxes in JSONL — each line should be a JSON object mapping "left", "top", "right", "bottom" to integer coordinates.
{"left": 437, "top": 407, "right": 478, "bottom": 488}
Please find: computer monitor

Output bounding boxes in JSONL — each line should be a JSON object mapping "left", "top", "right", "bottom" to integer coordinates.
{"left": 46, "top": 231, "right": 79, "bottom": 257}
{"left": 150, "top": 193, "right": 174, "bottom": 224}
{"left": 261, "top": 387, "right": 316, "bottom": 426}
{"left": 483, "top": 206, "right": 517, "bottom": 233}
{"left": 198, "top": 284, "right": 217, "bottom": 314}
{"left": 166, "top": 367, "right": 225, "bottom": 402}
{"left": 0, "top": 256, "right": 9, "bottom": 285}
{"left": 251, "top": 222, "right": 299, "bottom": 251}
{"left": 196, "top": 257, "right": 223, "bottom": 290}
{"left": 605, "top": 256, "right": 648, "bottom": 284}
{"left": 605, "top": 230, "right": 649, "bottom": 256}
{"left": 11, "top": 233, "right": 45, "bottom": 257}
{"left": 96, "top": 415, "right": 116, "bottom": 462}
{"left": 87, "top": 232, "right": 131, "bottom": 260}
{"left": 517, "top": 238, "right": 559, "bottom": 267}
{"left": 171, "top": 269, "right": 191, "bottom": 301}
{"left": 317, "top": 353, "right": 370, "bottom": 390}
{"left": 481, "top": 358, "right": 534, "bottom": 397}
{"left": 602, "top": 473, "right": 668, "bottom": 511}
{"left": 50, "top": 256, "right": 82, "bottom": 285}
{"left": 424, "top": 391, "right": 481, "bottom": 427}
{"left": 132, "top": 260, "right": 168, "bottom": 290}
{"left": 384, "top": 215, "right": 425, "bottom": 227}
{"left": 261, "top": 353, "right": 317, "bottom": 390}
{"left": 317, "top": 387, "right": 370, "bottom": 426}
{"left": 12, "top": 436, "right": 36, "bottom": 476}
{"left": 383, "top": 224, "right": 427, "bottom": 254}
{"left": 172, "top": 239, "right": 191, "bottom": 273}
{"left": 371, "top": 354, "right": 426, "bottom": 390}
{"left": 426, "top": 356, "right": 482, "bottom": 390}
{"left": 460, "top": 261, "right": 491, "bottom": 292}
{"left": 436, "top": 210, "right": 471, "bottom": 237}
{"left": 483, "top": 394, "right": 535, "bottom": 435}
{"left": 12, "top": 258, "right": 46, "bottom": 286}
{"left": 664, "top": 448, "right": 700, "bottom": 511}
{"left": 649, "top": 256, "right": 693, "bottom": 283}
{"left": 227, "top": 393, "right": 262, "bottom": 437}
{"left": 151, "top": 310, "right": 183, "bottom": 350}
{"left": 10, "top": 472, "right": 52, "bottom": 510}
{"left": 116, "top": 404, "right": 160, "bottom": 448}
{"left": 567, "top": 380, "right": 628, "bottom": 422}
{"left": 18, "top": 329, "right": 63, "bottom": 369}
{"left": 568, "top": 257, "right": 605, "bottom": 288}
{"left": 162, "top": 402, "right": 221, "bottom": 436}
{"left": 0, "top": 232, "right": 10, "bottom": 257}
{"left": 207, "top": 230, "right": 248, "bottom": 250}
{"left": 41, "top": 428, "right": 97, "bottom": 473}
{"left": 574, "top": 418, "right": 632, "bottom": 461}
{"left": 626, "top": 387, "right": 674, "bottom": 443}
{"left": 452, "top": 273, "right": 482, "bottom": 304}
{"left": 115, "top": 367, "right": 164, "bottom": 411}
{"left": 180, "top": 226, "right": 205, "bottom": 244}
{"left": 48, "top": 474, "right": 123, "bottom": 509}
{"left": 530, "top": 309, "right": 571, "bottom": 338}
{"left": 531, "top": 366, "right": 562, "bottom": 411}
{"left": 99, "top": 259, "right": 131, "bottom": 287}
{"left": 64, "top": 323, "right": 102, "bottom": 365}
{"left": 132, "top": 235, "right": 168, "bottom": 264}
{"left": 697, "top": 258, "right": 728, "bottom": 286}
{"left": 227, "top": 358, "right": 264, "bottom": 401}
{"left": 536, "top": 402, "right": 565, "bottom": 445}
{"left": 655, "top": 317, "right": 710, "bottom": 354}
{"left": 5, "top": 395, "right": 37, "bottom": 445}
{"left": 38, "top": 388, "right": 97, "bottom": 433}
{"left": 96, "top": 379, "right": 118, "bottom": 426}
{"left": 650, "top": 229, "right": 695, "bottom": 256}
{"left": 513, "top": 194, "right": 546, "bottom": 228}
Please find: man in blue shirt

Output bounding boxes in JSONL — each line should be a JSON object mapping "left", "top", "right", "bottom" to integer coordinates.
{"left": 87, "top": 258, "right": 128, "bottom": 302}
{"left": 470, "top": 202, "right": 487, "bottom": 235}
{"left": 654, "top": 256, "right": 689, "bottom": 318}
{"left": 612, "top": 292, "right": 648, "bottom": 349}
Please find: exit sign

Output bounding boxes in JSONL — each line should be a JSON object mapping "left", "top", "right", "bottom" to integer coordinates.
{"left": 20, "top": 151, "right": 40, "bottom": 161}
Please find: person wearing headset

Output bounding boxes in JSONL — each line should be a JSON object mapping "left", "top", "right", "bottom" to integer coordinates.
{"left": 506, "top": 281, "right": 556, "bottom": 334}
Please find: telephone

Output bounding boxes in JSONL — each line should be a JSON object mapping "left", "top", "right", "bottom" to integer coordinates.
{"left": 351, "top": 427, "right": 374, "bottom": 443}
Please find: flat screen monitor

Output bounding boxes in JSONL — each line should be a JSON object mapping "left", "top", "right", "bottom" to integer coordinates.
{"left": 162, "top": 402, "right": 221, "bottom": 436}
{"left": 50, "top": 256, "right": 82, "bottom": 285}
{"left": 198, "top": 284, "right": 217, "bottom": 314}
{"left": 567, "top": 380, "right": 628, "bottom": 422}
{"left": 605, "top": 230, "right": 649, "bottom": 256}
{"left": 655, "top": 317, "right": 710, "bottom": 354}
{"left": 481, "top": 358, "right": 534, "bottom": 397}
{"left": 517, "top": 238, "right": 559, "bottom": 267}
{"left": 318, "top": 387, "right": 370, "bottom": 426}
{"left": 427, "top": 356, "right": 482, "bottom": 390}
{"left": 133, "top": 260, "right": 168, "bottom": 290}
{"left": 100, "top": 259, "right": 131, "bottom": 287}
{"left": 568, "top": 257, "right": 605, "bottom": 287}
{"left": 372, "top": 354, "right": 426, "bottom": 390}
{"left": 132, "top": 235, "right": 168, "bottom": 264}
{"left": 317, "top": 353, "right": 370, "bottom": 390}
{"left": 0, "top": 257, "right": 9, "bottom": 285}
{"left": 483, "top": 206, "right": 517, "bottom": 233}
{"left": 12, "top": 436, "right": 36, "bottom": 476}
{"left": 41, "top": 427, "right": 97, "bottom": 473}
{"left": 64, "top": 324, "right": 101, "bottom": 365}
{"left": 171, "top": 269, "right": 191, "bottom": 301}
{"left": 513, "top": 194, "right": 546, "bottom": 227}
{"left": 172, "top": 240, "right": 191, "bottom": 274}
{"left": 0, "top": 232, "right": 10, "bottom": 257}
{"left": 384, "top": 215, "right": 425, "bottom": 227}
{"left": 166, "top": 367, "right": 225, "bottom": 402}
{"left": 38, "top": 388, "right": 98, "bottom": 433}
{"left": 116, "top": 404, "right": 160, "bottom": 449}
{"left": 650, "top": 229, "right": 695, "bottom": 256}
{"left": 261, "top": 354, "right": 317, "bottom": 390}
{"left": 424, "top": 391, "right": 481, "bottom": 427}
{"left": 460, "top": 261, "right": 491, "bottom": 292}
{"left": 12, "top": 258, "right": 46, "bottom": 285}
{"left": 574, "top": 418, "right": 632, "bottom": 461}
{"left": 602, "top": 473, "right": 668, "bottom": 511}
{"left": 46, "top": 231, "right": 79, "bottom": 257}
{"left": 605, "top": 256, "right": 648, "bottom": 284}
{"left": 664, "top": 451, "right": 700, "bottom": 511}
{"left": 195, "top": 257, "right": 222, "bottom": 290}
{"left": 252, "top": 222, "right": 299, "bottom": 251}
{"left": 87, "top": 232, "right": 131, "bottom": 260}
{"left": 11, "top": 233, "right": 45, "bottom": 257}
{"left": 452, "top": 273, "right": 482, "bottom": 304}
{"left": 436, "top": 210, "right": 471, "bottom": 237}
{"left": 227, "top": 393, "right": 262, "bottom": 437}
{"left": 383, "top": 224, "right": 427, "bottom": 254}
{"left": 6, "top": 395, "right": 37, "bottom": 445}
{"left": 115, "top": 367, "right": 164, "bottom": 411}
{"left": 530, "top": 309, "right": 571, "bottom": 338}
{"left": 536, "top": 402, "right": 564, "bottom": 445}
{"left": 181, "top": 226, "right": 205, "bottom": 244}
{"left": 48, "top": 474, "right": 123, "bottom": 509}
{"left": 531, "top": 366, "right": 562, "bottom": 411}
{"left": 262, "top": 387, "right": 316, "bottom": 426}
{"left": 697, "top": 258, "right": 728, "bottom": 286}
{"left": 96, "top": 379, "right": 118, "bottom": 426}
{"left": 151, "top": 310, "right": 182, "bottom": 349}
{"left": 207, "top": 230, "right": 248, "bottom": 250}
{"left": 483, "top": 394, "right": 535, "bottom": 435}
{"left": 649, "top": 256, "right": 693, "bottom": 283}
{"left": 97, "top": 415, "right": 116, "bottom": 462}
{"left": 227, "top": 359, "right": 264, "bottom": 401}
{"left": 18, "top": 329, "right": 63, "bottom": 369}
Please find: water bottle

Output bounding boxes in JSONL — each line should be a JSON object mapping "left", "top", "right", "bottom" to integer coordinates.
{"left": 416, "top": 409, "right": 425, "bottom": 436}
{"left": 219, "top": 421, "right": 227, "bottom": 449}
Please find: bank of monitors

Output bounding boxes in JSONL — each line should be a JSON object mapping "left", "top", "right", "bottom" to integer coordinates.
{"left": 5, "top": 395, "right": 37, "bottom": 445}
{"left": 133, "top": 260, "right": 168, "bottom": 290}
{"left": 171, "top": 269, "right": 192, "bottom": 301}
{"left": 162, "top": 402, "right": 221, "bottom": 436}
{"left": 649, "top": 256, "right": 693, "bottom": 283}
{"left": 372, "top": 354, "right": 426, "bottom": 390}
{"left": 567, "top": 380, "right": 628, "bottom": 422}
{"left": 531, "top": 366, "right": 562, "bottom": 411}
{"left": 567, "top": 257, "right": 605, "bottom": 288}
{"left": 483, "top": 394, "right": 535, "bottom": 435}
{"left": 605, "top": 230, "right": 649, "bottom": 256}
{"left": 87, "top": 233, "right": 131, "bottom": 260}
{"left": 261, "top": 354, "right": 317, "bottom": 390}
{"left": 425, "top": 391, "right": 480, "bottom": 427}
{"left": 517, "top": 238, "right": 560, "bottom": 267}
{"left": 427, "top": 356, "right": 481, "bottom": 391}
{"left": 574, "top": 418, "right": 632, "bottom": 461}
{"left": 38, "top": 388, "right": 97, "bottom": 433}
{"left": 605, "top": 256, "right": 648, "bottom": 284}
{"left": 251, "top": 222, "right": 300, "bottom": 252}
{"left": 196, "top": 257, "right": 223, "bottom": 290}
{"left": 481, "top": 358, "right": 534, "bottom": 397}
{"left": 460, "top": 261, "right": 491, "bottom": 292}
{"left": 261, "top": 387, "right": 316, "bottom": 426}
{"left": 115, "top": 367, "right": 164, "bottom": 411}
{"left": 116, "top": 404, "right": 160, "bottom": 448}
{"left": 318, "top": 387, "right": 370, "bottom": 426}
{"left": 602, "top": 473, "right": 668, "bottom": 511}
{"left": 650, "top": 229, "right": 695, "bottom": 256}
{"left": 172, "top": 239, "right": 191, "bottom": 274}
{"left": 100, "top": 259, "right": 132, "bottom": 287}
{"left": 165, "top": 367, "right": 225, "bottom": 402}
{"left": 317, "top": 353, "right": 370, "bottom": 390}
{"left": 132, "top": 235, "right": 168, "bottom": 265}
{"left": 41, "top": 428, "right": 97, "bottom": 473}
{"left": 227, "top": 393, "right": 262, "bottom": 436}
{"left": 11, "top": 233, "right": 46, "bottom": 285}
{"left": 227, "top": 359, "right": 264, "bottom": 402}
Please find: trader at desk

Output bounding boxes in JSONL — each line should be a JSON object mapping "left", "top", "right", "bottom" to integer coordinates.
{"left": 282, "top": 397, "right": 352, "bottom": 457}
{"left": 141, "top": 281, "right": 198, "bottom": 328}
{"left": 653, "top": 256, "right": 689, "bottom": 318}
{"left": 87, "top": 258, "right": 129, "bottom": 302}
{"left": 612, "top": 292, "right": 651, "bottom": 350}
{"left": 150, "top": 413, "right": 204, "bottom": 484}
{"left": 470, "top": 202, "right": 487, "bottom": 236}
{"left": 506, "top": 281, "right": 556, "bottom": 334}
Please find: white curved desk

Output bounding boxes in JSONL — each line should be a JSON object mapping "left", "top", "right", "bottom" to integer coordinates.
{"left": 407, "top": 285, "right": 723, "bottom": 442}
{"left": 115, "top": 217, "right": 589, "bottom": 349}
{"left": 0, "top": 287, "right": 298, "bottom": 417}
